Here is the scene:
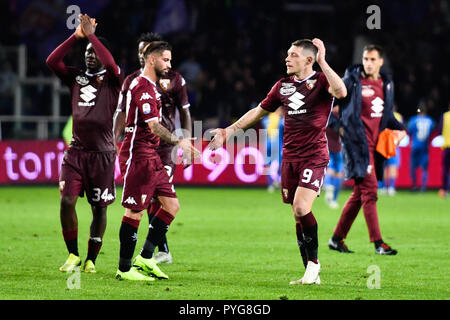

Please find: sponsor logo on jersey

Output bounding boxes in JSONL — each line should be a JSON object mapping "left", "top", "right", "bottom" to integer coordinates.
{"left": 124, "top": 196, "right": 137, "bottom": 205}
{"left": 75, "top": 75, "right": 89, "bottom": 86}
{"left": 370, "top": 97, "right": 384, "bottom": 117}
{"left": 140, "top": 92, "right": 152, "bottom": 100}
{"left": 159, "top": 79, "right": 171, "bottom": 91}
{"left": 124, "top": 126, "right": 134, "bottom": 133}
{"left": 79, "top": 85, "right": 97, "bottom": 106}
{"left": 142, "top": 103, "right": 151, "bottom": 114}
{"left": 305, "top": 79, "right": 317, "bottom": 90}
{"left": 280, "top": 84, "right": 296, "bottom": 96}
{"left": 287, "top": 92, "right": 306, "bottom": 115}
{"left": 362, "top": 85, "right": 375, "bottom": 97}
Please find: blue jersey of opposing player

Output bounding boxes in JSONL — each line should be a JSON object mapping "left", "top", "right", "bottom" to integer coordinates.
{"left": 407, "top": 114, "right": 435, "bottom": 151}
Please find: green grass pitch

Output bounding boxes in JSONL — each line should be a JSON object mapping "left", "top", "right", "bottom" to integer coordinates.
{"left": 0, "top": 186, "right": 448, "bottom": 300}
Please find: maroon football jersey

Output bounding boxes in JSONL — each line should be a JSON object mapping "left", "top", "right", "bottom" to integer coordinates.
{"left": 62, "top": 68, "right": 123, "bottom": 151}
{"left": 117, "top": 69, "right": 142, "bottom": 112}
{"left": 360, "top": 77, "right": 384, "bottom": 151}
{"left": 119, "top": 75, "right": 162, "bottom": 165}
{"left": 260, "top": 71, "right": 334, "bottom": 164}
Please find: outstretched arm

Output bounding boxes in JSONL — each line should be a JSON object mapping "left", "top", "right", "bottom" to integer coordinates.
{"left": 208, "top": 105, "right": 270, "bottom": 150}
{"left": 312, "top": 38, "right": 347, "bottom": 99}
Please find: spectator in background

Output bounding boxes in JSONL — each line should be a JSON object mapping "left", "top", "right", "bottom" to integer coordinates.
{"left": 407, "top": 105, "right": 435, "bottom": 192}
{"left": 380, "top": 105, "right": 404, "bottom": 196}
{"left": 438, "top": 104, "right": 450, "bottom": 198}
{"left": 323, "top": 105, "right": 343, "bottom": 209}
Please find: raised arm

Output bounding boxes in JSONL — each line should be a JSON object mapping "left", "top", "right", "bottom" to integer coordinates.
{"left": 312, "top": 38, "right": 347, "bottom": 99}
{"left": 208, "top": 105, "right": 270, "bottom": 150}
{"left": 46, "top": 34, "right": 78, "bottom": 78}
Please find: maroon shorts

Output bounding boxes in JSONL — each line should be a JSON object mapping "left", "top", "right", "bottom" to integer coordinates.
{"left": 281, "top": 160, "right": 327, "bottom": 204}
{"left": 158, "top": 145, "right": 176, "bottom": 183}
{"left": 121, "top": 157, "right": 177, "bottom": 211}
{"left": 59, "top": 148, "right": 116, "bottom": 207}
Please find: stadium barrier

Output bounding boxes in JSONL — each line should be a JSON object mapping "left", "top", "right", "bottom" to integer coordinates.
{"left": 0, "top": 139, "right": 444, "bottom": 188}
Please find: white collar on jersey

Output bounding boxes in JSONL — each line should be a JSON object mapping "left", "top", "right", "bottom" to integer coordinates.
{"left": 140, "top": 74, "right": 157, "bottom": 86}
{"left": 293, "top": 71, "right": 316, "bottom": 83}
{"left": 85, "top": 69, "right": 107, "bottom": 77}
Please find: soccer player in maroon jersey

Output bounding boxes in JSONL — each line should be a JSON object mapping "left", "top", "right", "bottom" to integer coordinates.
{"left": 209, "top": 38, "right": 347, "bottom": 285}
{"left": 328, "top": 45, "right": 406, "bottom": 255}
{"left": 114, "top": 33, "right": 192, "bottom": 265}
{"left": 115, "top": 41, "right": 200, "bottom": 281}
{"left": 46, "top": 14, "right": 124, "bottom": 273}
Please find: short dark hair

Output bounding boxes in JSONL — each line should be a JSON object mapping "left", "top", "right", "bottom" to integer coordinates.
{"left": 143, "top": 41, "right": 172, "bottom": 58}
{"left": 291, "top": 39, "right": 318, "bottom": 59}
{"left": 137, "top": 32, "right": 163, "bottom": 45}
{"left": 363, "top": 44, "right": 384, "bottom": 58}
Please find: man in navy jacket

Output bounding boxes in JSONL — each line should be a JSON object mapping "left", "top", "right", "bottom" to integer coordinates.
{"left": 328, "top": 45, "right": 406, "bottom": 255}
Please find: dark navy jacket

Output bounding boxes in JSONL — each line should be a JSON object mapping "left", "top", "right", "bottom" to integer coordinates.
{"left": 338, "top": 64, "right": 404, "bottom": 182}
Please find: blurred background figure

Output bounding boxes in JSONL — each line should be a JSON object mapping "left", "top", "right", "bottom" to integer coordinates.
{"left": 262, "top": 106, "right": 284, "bottom": 193}
{"left": 379, "top": 105, "right": 404, "bottom": 196}
{"left": 438, "top": 104, "right": 450, "bottom": 198}
{"left": 323, "top": 105, "right": 342, "bottom": 208}
{"left": 407, "top": 105, "right": 435, "bottom": 192}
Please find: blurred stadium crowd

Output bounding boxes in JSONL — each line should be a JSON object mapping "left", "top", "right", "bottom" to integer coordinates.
{"left": 0, "top": 0, "right": 449, "bottom": 132}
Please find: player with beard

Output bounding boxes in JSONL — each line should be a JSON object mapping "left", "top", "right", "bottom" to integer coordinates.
{"left": 208, "top": 39, "right": 347, "bottom": 285}
{"left": 115, "top": 41, "right": 200, "bottom": 281}
{"left": 114, "top": 33, "right": 191, "bottom": 265}
{"left": 46, "top": 14, "right": 124, "bottom": 273}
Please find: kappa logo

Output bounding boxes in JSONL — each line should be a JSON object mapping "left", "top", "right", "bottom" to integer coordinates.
{"left": 79, "top": 85, "right": 97, "bottom": 106}
{"left": 124, "top": 196, "right": 137, "bottom": 205}
{"left": 140, "top": 92, "right": 152, "bottom": 100}
{"left": 370, "top": 97, "right": 384, "bottom": 118}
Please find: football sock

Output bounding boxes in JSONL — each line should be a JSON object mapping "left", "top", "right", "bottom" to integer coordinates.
{"left": 140, "top": 208, "right": 174, "bottom": 259}
{"left": 294, "top": 218, "right": 308, "bottom": 268}
{"left": 333, "top": 177, "right": 342, "bottom": 200}
{"left": 62, "top": 229, "right": 79, "bottom": 256}
{"left": 299, "top": 212, "right": 318, "bottom": 264}
{"left": 118, "top": 216, "right": 140, "bottom": 272}
{"left": 374, "top": 239, "right": 383, "bottom": 249}
{"left": 332, "top": 233, "right": 343, "bottom": 243}
{"left": 389, "top": 178, "right": 396, "bottom": 189}
{"left": 86, "top": 237, "right": 102, "bottom": 263}
{"left": 148, "top": 202, "right": 169, "bottom": 253}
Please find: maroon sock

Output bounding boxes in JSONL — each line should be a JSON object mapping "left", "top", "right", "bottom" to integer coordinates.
{"left": 86, "top": 237, "right": 103, "bottom": 263}
{"left": 299, "top": 212, "right": 318, "bottom": 264}
{"left": 62, "top": 229, "right": 78, "bottom": 256}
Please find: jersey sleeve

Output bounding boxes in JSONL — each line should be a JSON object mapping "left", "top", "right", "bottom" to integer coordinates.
{"left": 259, "top": 81, "right": 282, "bottom": 112}
{"left": 133, "top": 84, "right": 160, "bottom": 123}
{"left": 174, "top": 74, "right": 190, "bottom": 110}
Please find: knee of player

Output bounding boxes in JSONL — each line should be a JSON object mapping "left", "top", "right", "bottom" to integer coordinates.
{"left": 60, "top": 196, "right": 77, "bottom": 208}
{"left": 292, "top": 202, "right": 310, "bottom": 217}
{"left": 164, "top": 200, "right": 180, "bottom": 216}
